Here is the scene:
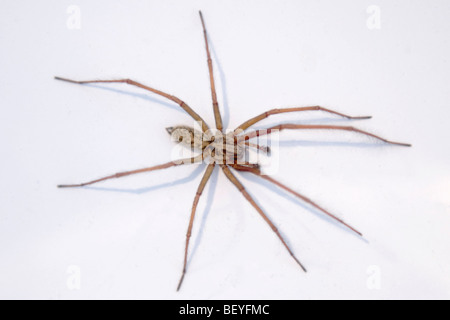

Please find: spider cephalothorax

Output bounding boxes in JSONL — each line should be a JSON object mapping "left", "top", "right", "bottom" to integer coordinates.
{"left": 166, "top": 125, "right": 254, "bottom": 165}
{"left": 56, "top": 11, "right": 410, "bottom": 291}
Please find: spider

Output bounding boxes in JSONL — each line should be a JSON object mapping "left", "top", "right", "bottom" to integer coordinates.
{"left": 56, "top": 11, "right": 411, "bottom": 291}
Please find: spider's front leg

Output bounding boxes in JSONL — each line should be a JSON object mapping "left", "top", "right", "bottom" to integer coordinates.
{"left": 199, "top": 11, "right": 223, "bottom": 132}
{"left": 57, "top": 154, "right": 204, "bottom": 188}
{"left": 54, "top": 76, "right": 210, "bottom": 132}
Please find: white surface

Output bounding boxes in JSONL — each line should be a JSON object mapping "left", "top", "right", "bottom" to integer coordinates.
{"left": 1, "top": 0, "right": 449, "bottom": 300}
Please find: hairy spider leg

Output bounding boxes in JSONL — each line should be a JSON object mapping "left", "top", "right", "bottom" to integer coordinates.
{"left": 239, "top": 141, "right": 270, "bottom": 154}
{"left": 57, "top": 155, "right": 204, "bottom": 188}
{"left": 221, "top": 165, "right": 307, "bottom": 272}
{"left": 240, "top": 124, "right": 411, "bottom": 147}
{"left": 235, "top": 106, "right": 372, "bottom": 132}
{"left": 177, "top": 162, "right": 216, "bottom": 291}
{"left": 231, "top": 164, "right": 362, "bottom": 236}
{"left": 54, "top": 77, "right": 210, "bottom": 132}
{"left": 199, "top": 11, "right": 223, "bottom": 132}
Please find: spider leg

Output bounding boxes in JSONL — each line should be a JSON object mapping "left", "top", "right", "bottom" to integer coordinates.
{"left": 57, "top": 155, "right": 203, "bottom": 188}
{"left": 54, "top": 76, "right": 210, "bottom": 132}
{"left": 235, "top": 106, "right": 372, "bottom": 132}
{"left": 239, "top": 141, "right": 270, "bottom": 154}
{"left": 231, "top": 164, "right": 362, "bottom": 236}
{"left": 221, "top": 165, "right": 307, "bottom": 272}
{"left": 199, "top": 11, "right": 223, "bottom": 132}
{"left": 240, "top": 123, "right": 411, "bottom": 147}
{"left": 177, "top": 162, "right": 215, "bottom": 291}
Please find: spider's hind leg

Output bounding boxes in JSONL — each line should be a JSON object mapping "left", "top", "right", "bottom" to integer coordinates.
{"left": 240, "top": 123, "right": 411, "bottom": 147}
{"left": 222, "top": 165, "right": 307, "bottom": 272}
{"left": 231, "top": 164, "right": 363, "bottom": 237}
{"left": 177, "top": 162, "right": 215, "bottom": 291}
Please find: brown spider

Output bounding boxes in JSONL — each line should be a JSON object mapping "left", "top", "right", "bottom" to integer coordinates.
{"left": 56, "top": 11, "right": 411, "bottom": 291}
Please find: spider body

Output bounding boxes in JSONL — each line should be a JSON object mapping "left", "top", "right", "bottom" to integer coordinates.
{"left": 56, "top": 11, "right": 410, "bottom": 291}
{"left": 167, "top": 126, "right": 251, "bottom": 165}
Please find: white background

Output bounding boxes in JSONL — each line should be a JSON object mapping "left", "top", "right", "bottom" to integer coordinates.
{"left": 1, "top": 0, "right": 449, "bottom": 299}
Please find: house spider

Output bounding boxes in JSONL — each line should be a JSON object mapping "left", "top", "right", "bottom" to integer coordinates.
{"left": 56, "top": 11, "right": 410, "bottom": 291}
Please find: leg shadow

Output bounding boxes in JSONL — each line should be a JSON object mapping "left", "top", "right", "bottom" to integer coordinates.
{"left": 84, "top": 163, "right": 206, "bottom": 194}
